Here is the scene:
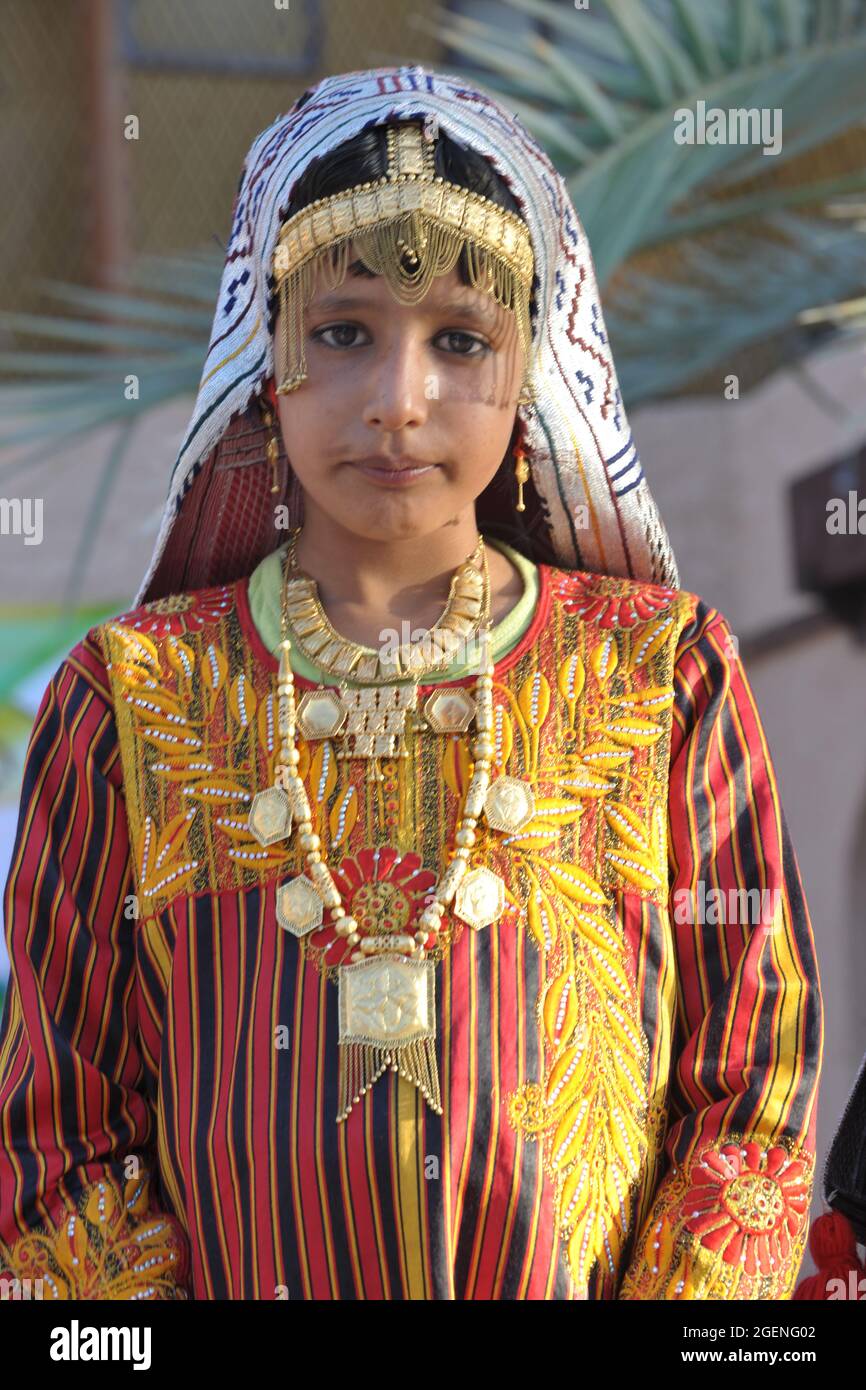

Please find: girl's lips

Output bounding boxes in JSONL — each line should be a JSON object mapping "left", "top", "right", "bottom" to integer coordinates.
{"left": 350, "top": 461, "right": 438, "bottom": 485}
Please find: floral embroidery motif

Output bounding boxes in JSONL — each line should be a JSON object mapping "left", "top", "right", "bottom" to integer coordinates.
{"left": 618, "top": 1134, "right": 815, "bottom": 1300}
{"left": 303, "top": 846, "right": 441, "bottom": 982}
{"left": 554, "top": 572, "right": 676, "bottom": 629}
{"left": 116, "top": 585, "right": 234, "bottom": 637}
{"left": 683, "top": 1140, "right": 811, "bottom": 1276}
{"left": 0, "top": 1169, "right": 189, "bottom": 1300}
{"left": 102, "top": 612, "right": 301, "bottom": 910}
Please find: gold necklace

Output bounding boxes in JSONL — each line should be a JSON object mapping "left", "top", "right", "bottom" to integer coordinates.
{"left": 246, "top": 547, "right": 529, "bottom": 1123}
{"left": 271, "top": 530, "right": 492, "bottom": 786}
{"left": 281, "top": 527, "right": 490, "bottom": 683}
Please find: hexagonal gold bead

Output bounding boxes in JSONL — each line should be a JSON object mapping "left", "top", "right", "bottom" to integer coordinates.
{"left": 484, "top": 776, "right": 536, "bottom": 834}
{"left": 454, "top": 866, "right": 506, "bottom": 931}
{"left": 247, "top": 786, "right": 293, "bottom": 847}
{"left": 275, "top": 875, "right": 324, "bottom": 937}
{"left": 296, "top": 689, "right": 347, "bottom": 739}
{"left": 424, "top": 687, "right": 477, "bottom": 733}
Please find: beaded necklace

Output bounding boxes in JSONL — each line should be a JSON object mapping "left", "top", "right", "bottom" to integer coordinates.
{"left": 248, "top": 539, "right": 511, "bottom": 1122}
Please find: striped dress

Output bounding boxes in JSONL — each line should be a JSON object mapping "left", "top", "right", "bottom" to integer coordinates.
{"left": 0, "top": 556, "right": 823, "bottom": 1299}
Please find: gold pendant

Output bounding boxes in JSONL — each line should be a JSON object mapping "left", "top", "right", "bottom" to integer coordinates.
{"left": 483, "top": 776, "right": 536, "bottom": 834}
{"left": 275, "top": 874, "right": 323, "bottom": 937}
{"left": 453, "top": 865, "right": 506, "bottom": 930}
{"left": 248, "top": 785, "right": 293, "bottom": 846}
{"left": 297, "top": 683, "right": 419, "bottom": 761}
{"left": 337, "top": 956, "right": 441, "bottom": 1122}
{"left": 423, "top": 686, "right": 477, "bottom": 733}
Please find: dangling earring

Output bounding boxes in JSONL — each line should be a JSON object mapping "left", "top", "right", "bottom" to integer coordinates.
{"left": 514, "top": 447, "right": 530, "bottom": 513}
{"left": 262, "top": 405, "right": 281, "bottom": 494}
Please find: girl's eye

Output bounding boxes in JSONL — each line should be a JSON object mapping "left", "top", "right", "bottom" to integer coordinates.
{"left": 310, "top": 324, "right": 489, "bottom": 355}
{"left": 436, "top": 330, "right": 488, "bottom": 356}
{"left": 312, "top": 324, "right": 368, "bottom": 349}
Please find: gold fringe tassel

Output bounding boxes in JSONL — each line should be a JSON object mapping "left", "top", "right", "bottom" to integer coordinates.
{"left": 337, "top": 1035, "right": 443, "bottom": 1123}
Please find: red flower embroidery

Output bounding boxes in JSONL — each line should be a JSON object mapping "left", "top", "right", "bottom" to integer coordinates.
{"left": 554, "top": 572, "right": 676, "bottom": 629}
{"left": 120, "top": 586, "right": 234, "bottom": 637}
{"left": 681, "top": 1141, "right": 810, "bottom": 1277}
{"left": 311, "top": 846, "right": 438, "bottom": 967}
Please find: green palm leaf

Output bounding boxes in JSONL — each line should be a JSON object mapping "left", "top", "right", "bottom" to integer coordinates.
{"left": 428, "top": 0, "right": 866, "bottom": 276}
{"left": 609, "top": 212, "right": 866, "bottom": 403}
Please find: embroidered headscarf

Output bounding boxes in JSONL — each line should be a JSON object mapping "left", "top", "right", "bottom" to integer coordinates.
{"left": 136, "top": 63, "right": 678, "bottom": 605}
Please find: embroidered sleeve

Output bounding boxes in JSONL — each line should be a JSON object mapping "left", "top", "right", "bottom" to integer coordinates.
{"left": 0, "top": 636, "right": 191, "bottom": 1300}
{"left": 617, "top": 605, "right": 823, "bottom": 1300}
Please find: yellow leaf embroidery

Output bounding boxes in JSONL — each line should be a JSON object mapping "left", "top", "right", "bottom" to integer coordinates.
{"left": 309, "top": 742, "right": 338, "bottom": 810}
{"left": 106, "top": 625, "right": 160, "bottom": 670}
{"left": 201, "top": 642, "right": 227, "bottom": 714}
{"left": 526, "top": 879, "right": 558, "bottom": 952}
{"left": 529, "top": 797, "right": 584, "bottom": 827}
{"left": 628, "top": 615, "right": 675, "bottom": 671}
{"left": 602, "top": 716, "right": 663, "bottom": 748}
{"left": 148, "top": 756, "right": 215, "bottom": 782}
{"left": 557, "top": 653, "right": 585, "bottom": 726}
{"left": 517, "top": 670, "right": 550, "bottom": 729}
{"left": 183, "top": 776, "right": 252, "bottom": 806}
{"left": 612, "top": 685, "right": 674, "bottom": 713}
{"left": 229, "top": 672, "right": 258, "bottom": 728}
{"left": 329, "top": 785, "right": 358, "bottom": 847}
{"left": 604, "top": 800, "right": 651, "bottom": 855}
{"left": 543, "top": 967, "right": 579, "bottom": 1048}
{"left": 547, "top": 861, "right": 607, "bottom": 907}
{"left": 589, "top": 635, "right": 618, "bottom": 685}
{"left": 604, "top": 849, "right": 661, "bottom": 892}
{"left": 579, "top": 741, "right": 633, "bottom": 769}
{"left": 490, "top": 703, "right": 514, "bottom": 767}
{"left": 165, "top": 636, "right": 195, "bottom": 698}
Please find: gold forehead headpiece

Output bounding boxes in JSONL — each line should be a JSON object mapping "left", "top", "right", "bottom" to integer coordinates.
{"left": 272, "top": 120, "right": 535, "bottom": 401}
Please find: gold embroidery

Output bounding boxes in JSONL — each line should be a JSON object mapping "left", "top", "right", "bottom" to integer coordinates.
{"left": 0, "top": 1170, "right": 189, "bottom": 1300}
{"left": 497, "top": 586, "right": 695, "bottom": 1292}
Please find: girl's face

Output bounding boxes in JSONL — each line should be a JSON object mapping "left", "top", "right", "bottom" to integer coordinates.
{"left": 272, "top": 241, "right": 526, "bottom": 543}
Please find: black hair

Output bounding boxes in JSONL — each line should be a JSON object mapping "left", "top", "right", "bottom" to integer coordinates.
{"left": 265, "top": 118, "right": 535, "bottom": 335}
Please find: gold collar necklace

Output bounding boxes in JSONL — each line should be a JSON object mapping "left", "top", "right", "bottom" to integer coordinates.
{"left": 280, "top": 527, "right": 490, "bottom": 683}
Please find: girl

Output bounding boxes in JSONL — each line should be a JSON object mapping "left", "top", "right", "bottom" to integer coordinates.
{"left": 0, "top": 65, "right": 822, "bottom": 1300}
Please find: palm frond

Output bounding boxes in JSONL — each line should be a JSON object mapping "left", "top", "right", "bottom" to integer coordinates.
{"left": 0, "top": 250, "right": 221, "bottom": 456}
{"left": 607, "top": 212, "right": 866, "bottom": 403}
{"left": 433, "top": 0, "right": 866, "bottom": 278}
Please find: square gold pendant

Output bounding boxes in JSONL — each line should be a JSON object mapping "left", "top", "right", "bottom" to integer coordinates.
{"left": 337, "top": 685, "right": 418, "bottom": 759}
{"left": 339, "top": 956, "right": 435, "bottom": 1045}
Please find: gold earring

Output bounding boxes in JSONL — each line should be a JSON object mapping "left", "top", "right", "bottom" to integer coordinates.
{"left": 262, "top": 406, "right": 281, "bottom": 494}
{"left": 514, "top": 448, "right": 530, "bottom": 513}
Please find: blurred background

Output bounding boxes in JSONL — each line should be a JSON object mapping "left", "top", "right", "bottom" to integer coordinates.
{"left": 1, "top": 0, "right": 865, "bottom": 1284}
